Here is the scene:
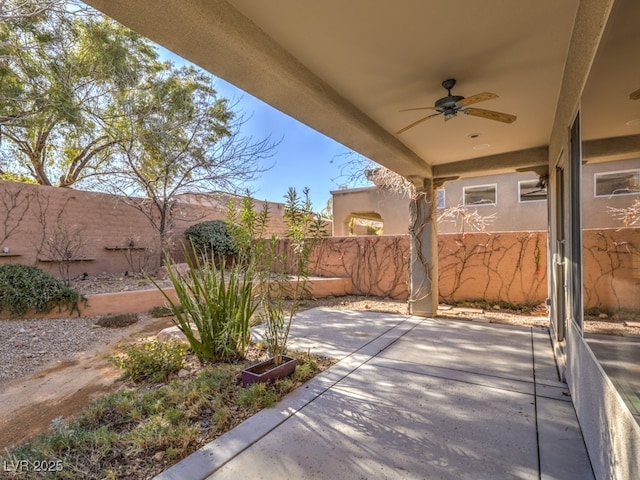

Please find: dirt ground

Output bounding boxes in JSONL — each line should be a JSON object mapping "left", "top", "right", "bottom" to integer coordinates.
{"left": 1, "top": 273, "right": 638, "bottom": 451}
{"left": 0, "top": 315, "right": 176, "bottom": 451}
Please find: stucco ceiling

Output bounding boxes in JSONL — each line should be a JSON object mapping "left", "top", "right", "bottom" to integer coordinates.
{"left": 227, "top": 0, "right": 577, "bottom": 164}
{"left": 83, "top": 0, "right": 584, "bottom": 182}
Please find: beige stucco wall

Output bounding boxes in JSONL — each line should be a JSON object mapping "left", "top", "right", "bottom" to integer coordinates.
{"left": 441, "top": 172, "right": 547, "bottom": 233}
{"left": 309, "top": 235, "right": 409, "bottom": 299}
{"left": 333, "top": 160, "right": 639, "bottom": 236}
{"left": 305, "top": 233, "right": 550, "bottom": 306}
{"left": 331, "top": 187, "right": 410, "bottom": 236}
{"left": 581, "top": 158, "right": 640, "bottom": 229}
{"left": 438, "top": 232, "right": 548, "bottom": 306}
{"left": 0, "top": 181, "right": 296, "bottom": 278}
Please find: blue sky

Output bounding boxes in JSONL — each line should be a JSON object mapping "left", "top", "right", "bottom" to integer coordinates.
{"left": 158, "top": 47, "right": 372, "bottom": 211}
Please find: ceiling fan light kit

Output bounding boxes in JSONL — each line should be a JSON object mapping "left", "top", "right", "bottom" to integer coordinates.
{"left": 396, "top": 78, "right": 517, "bottom": 134}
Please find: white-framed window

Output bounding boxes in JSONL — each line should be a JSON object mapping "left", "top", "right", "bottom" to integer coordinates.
{"left": 463, "top": 184, "right": 497, "bottom": 206}
{"left": 518, "top": 179, "right": 547, "bottom": 202}
{"left": 594, "top": 169, "right": 640, "bottom": 197}
{"left": 436, "top": 188, "right": 445, "bottom": 209}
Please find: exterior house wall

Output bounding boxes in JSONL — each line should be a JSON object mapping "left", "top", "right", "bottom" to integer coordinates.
{"left": 331, "top": 187, "right": 410, "bottom": 236}
{"left": 546, "top": 1, "right": 640, "bottom": 478}
{"left": 440, "top": 172, "right": 548, "bottom": 233}
{"left": 581, "top": 158, "right": 640, "bottom": 229}
{"left": 333, "top": 171, "right": 547, "bottom": 235}
{"left": 332, "top": 158, "right": 638, "bottom": 235}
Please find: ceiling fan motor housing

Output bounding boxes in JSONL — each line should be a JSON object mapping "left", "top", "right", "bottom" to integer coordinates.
{"left": 435, "top": 95, "right": 464, "bottom": 111}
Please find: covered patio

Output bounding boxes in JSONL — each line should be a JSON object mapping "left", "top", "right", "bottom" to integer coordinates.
{"left": 83, "top": 1, "right": 640, "bottom": 477}
{"left": 156, "top": 308, "right": 592, "bottom": 480}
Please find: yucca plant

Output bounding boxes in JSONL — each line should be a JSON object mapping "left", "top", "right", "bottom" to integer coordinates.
{"left": 152, "top": 244, "right": 257, "bottom": 363}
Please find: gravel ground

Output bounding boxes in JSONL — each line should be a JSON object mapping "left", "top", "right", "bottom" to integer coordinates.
{"left": 2, "top": 272, "right": 637, "bottom": 387}
{"left": 0, "top": 317, "right": 125, "bottom": 385}
{"left": 69, "top": 272, "right": 171, "bottom": 295}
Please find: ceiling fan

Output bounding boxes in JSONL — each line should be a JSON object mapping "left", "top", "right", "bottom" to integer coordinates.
{"left": 520, "top": 175, "right": 548, "bottom": 199}
{"left": 630, "top": 88, "right": 640, "bottom": 100}
{"left": 396, "top": 78, "right": 517, "bottom": 134}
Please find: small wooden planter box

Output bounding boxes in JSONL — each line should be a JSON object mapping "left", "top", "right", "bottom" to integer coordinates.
{"left": 241, "top": 355, "right": 297, "bottom": 387}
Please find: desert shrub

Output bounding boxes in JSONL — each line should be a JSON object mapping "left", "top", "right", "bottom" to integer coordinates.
{"left": 184, "top": 220, "right": 237, "bottom": 258}
{"left": 0, "top": 264, "right": 85, "bottom": 316}
{"left": 96, "top": 313, "right": 139, "bottom": 328}
{"left": 112, "top": 339, "right": 188, "bottom": 383}
{"left": 150, "top": 305, "right": 174, "bottom": 317}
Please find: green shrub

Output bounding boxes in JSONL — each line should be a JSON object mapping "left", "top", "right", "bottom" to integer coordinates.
{"left": 184, "top": 220, "right": 237, "bottom": 258}
{"left": 96, "top": 313, "right": 139, "bottom": 328}
{"left": 235, "top": 383, "right": 278, "bottom": 409}
{"left": 112, "top": 339, "right": 188, "bottom": 383}
{"left": 0, "top": 264, "right": 86, "bottom": 316}
{"left": 150, "top": 305, "right": 174, "bottom": 317}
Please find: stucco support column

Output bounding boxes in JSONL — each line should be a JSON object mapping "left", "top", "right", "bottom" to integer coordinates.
{"left": 408, "top": 178, "right": 438, "bottom": 317}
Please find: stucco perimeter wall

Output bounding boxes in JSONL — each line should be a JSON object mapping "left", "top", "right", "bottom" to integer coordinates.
{"left": 306, "top": 233, "right": 549, "bottom": 305}
{"left": 0, "top": 181, "right": 162, "bottom": 278}
{"left": 0, "top": 181, "right": 296, "bottom": 278}
{"left": 583, "top": 228, "right": 640, "bottom": 312}
{"left": 438, "top": 231, "right": 548, "bottom": 306}
{"left": 306, "top": 231, "right": 637, "bottom": 310}
{"left": 308, "top": 236, "right": 410, "bottom": 299}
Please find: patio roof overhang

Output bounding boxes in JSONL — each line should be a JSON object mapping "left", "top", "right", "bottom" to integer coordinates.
{"left": 81, "top": 0, "right": 588, "bottom": 185}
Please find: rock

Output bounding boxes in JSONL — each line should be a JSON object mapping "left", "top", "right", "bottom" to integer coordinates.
{"left": 178, "top": 369, "right": 190, "bottom": 379}
{"left": 157, "top": 325, "right": 200, "bottom": 343}
{"left": 153, "top": 451, "right": 165, "bottom": 462}
{"left": 599, "top": 313, "right": 609, "bottom": 319}
{"left": 157, "top": 326, "right": 188, "bottom": 343}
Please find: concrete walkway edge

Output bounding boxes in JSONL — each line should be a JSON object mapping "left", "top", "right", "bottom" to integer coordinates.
{"left": 154, "top": 316, "right": 422, "bottom": 480}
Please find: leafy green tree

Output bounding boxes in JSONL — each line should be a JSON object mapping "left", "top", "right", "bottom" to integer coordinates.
{"left": 0, "top": 3, "right": 157, "bottom": 186}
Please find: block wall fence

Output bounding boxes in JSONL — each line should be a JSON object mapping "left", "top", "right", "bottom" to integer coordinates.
{"left": 1, "top": 181, "right": 637, "bottom": 311}
{"left": 301, "top": 231, "right": 638, "bottom": 312}
{"left": 0, "top": 180, "right": 290, "bottom": 278}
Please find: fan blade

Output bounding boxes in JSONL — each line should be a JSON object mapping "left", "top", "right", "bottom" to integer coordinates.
{"left": 399, "top": 106, "right": 437, "bottom": 112}
{"left": 457, "top": 92, "right": 498, "bottom": 107}
{"left": 630, "top": 88, "right": 640, "bottom": 100}
{"left": 464, "top": 107, "right": 516, "bottom": 123}
{"left": 395, "top": 112, "right": 441, "bottom": 134}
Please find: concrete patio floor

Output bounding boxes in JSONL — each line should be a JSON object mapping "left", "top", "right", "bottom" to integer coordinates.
{"left": 155, "top": 309, "right": 594, "bottom": 480}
